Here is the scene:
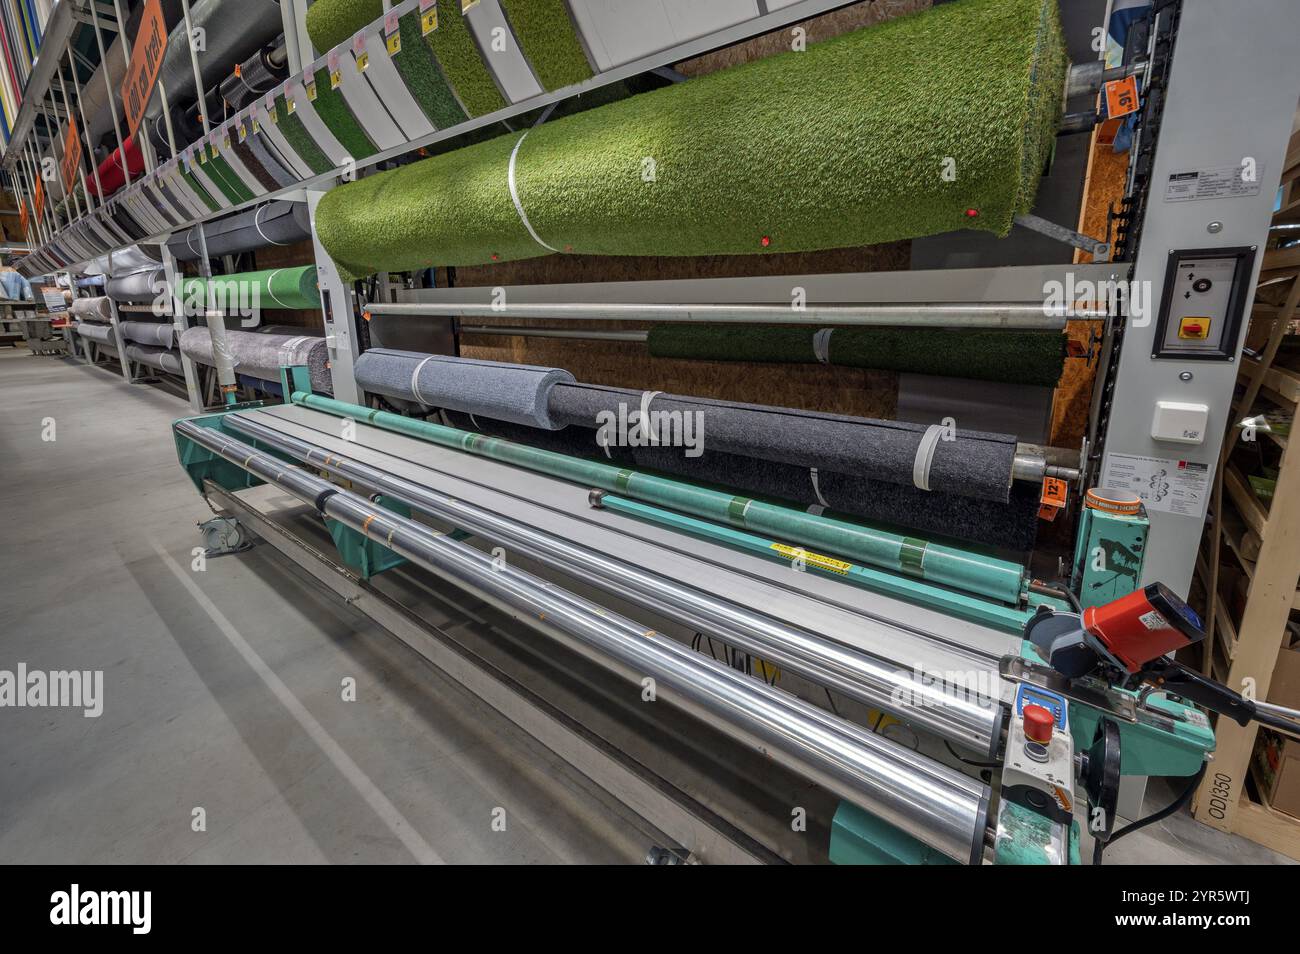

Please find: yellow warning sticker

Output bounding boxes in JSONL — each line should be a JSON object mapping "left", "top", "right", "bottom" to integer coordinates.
{"left": 770, "top": 543, "right": 851, "bottom": 575}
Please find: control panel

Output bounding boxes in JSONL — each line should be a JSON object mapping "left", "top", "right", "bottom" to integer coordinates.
{"left": 1151, "top": 247, "right": 1255, "bottom": 361}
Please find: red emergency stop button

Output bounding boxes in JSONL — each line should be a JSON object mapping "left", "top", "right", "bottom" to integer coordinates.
{"left": 1023, "top": 704, "right": 1054, "bottom": 744}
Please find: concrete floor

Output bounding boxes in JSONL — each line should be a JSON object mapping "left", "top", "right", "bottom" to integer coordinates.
{"left": 0, "top": 348, "right": 1293, "bottom": 865}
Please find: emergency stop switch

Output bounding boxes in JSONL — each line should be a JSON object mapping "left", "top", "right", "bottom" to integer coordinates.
{"left": 1178, "top": 316, "right": 1211, "bottom": 340}
{"left": 1023, "top": 705, "right": 1055, "bottom": 745}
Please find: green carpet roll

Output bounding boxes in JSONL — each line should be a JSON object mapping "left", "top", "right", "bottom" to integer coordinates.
{"left": 304, "top": 0, "right": 381, "bottom": 54}
{"left": 274, "top": 94, "right": 334, "bottom": 176}
{"left": 311, "top": 66, "right": 379, "bottom": 160}
{"left": 421, "top": 0, "right": 507, "bottom": 117}
{"left": 499, "top": 0, "right": 593, "bottom": 91}
{"left": 316, "top": 0, "right": 1067, "bottom": 278}
{"left": 178, "top": 266, "right": 321, "bottom": 311}
{"left": 392, "top": 9, "right": 469, "bottom": 129}
{"left": 645, "top": 326, "right": 1068, "bottom": 388}
{"left": 179, "top": 165, "right": 220, "bottom": 212}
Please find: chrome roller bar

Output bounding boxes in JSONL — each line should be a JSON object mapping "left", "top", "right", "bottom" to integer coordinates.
{"left": 226, "top": 412, "right": 1005, "bottom": 756}
{"left": 177, "top": 420, "right": 992, "bottom": 863}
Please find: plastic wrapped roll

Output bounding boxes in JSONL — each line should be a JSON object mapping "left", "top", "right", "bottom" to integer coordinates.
{"left": 167, "top": 202, "right": 312, "bottom": 261}
{"left": 179, "top": 327, "right": 332, "bottom": 393}
{"left": 107, "top": 268, "right": 166, "bottom": 304}
{"left": 126, "top": 344, "right": 185, "bottom": 375}
{"left": 74, "top": 321, "right": 116, "bottom": 344}
{"left": 120, "top": 320, "right": 176, "bottom": 348}
{"left": 70, "top": 297, "right": 115, "bottom": 322}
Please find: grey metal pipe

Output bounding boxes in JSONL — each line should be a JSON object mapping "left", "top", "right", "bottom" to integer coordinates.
{"left": 461, "top": 325, "right": 651, "bottom": 342}
{"left": 368, "top": 301, "right": 1102, "bottom": 329}
{"left": 225, "top": 413, "right": 1004, "bottom": 756}
{"left": 177, "top": 420, "right": 991, "bottom": 863}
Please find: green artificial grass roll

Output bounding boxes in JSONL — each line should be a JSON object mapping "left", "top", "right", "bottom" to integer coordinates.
{"left": 179, "top": 165, "right": 220, "bottom": 212}
{"left": 311, "top": 67, "right": 379, "bottom": 161}
{"left": 316, "top": 0, "right": 1067, "bottom": 278}
{"left": 200, "top": 148, "right": 252, "bottom": 205}
{"left": 179, "top": 266, "right": 321, "bottom": 311}
{"left": 499, "top": 0, "right": 593, "bottom": 91}
{"left": 273, "top": 94, "right": 335, "bottom": 176}
{"left": 421, "top": 0, "right": 507, "bottom": 117}
{"left": 305, "top": 0, "right": 381, "bottom": 54}
{"left": 645, "top": 325, "right": 1068, "bottom": 388}
{"left": 392, "top": 9, "right": 469, "bottom": 129}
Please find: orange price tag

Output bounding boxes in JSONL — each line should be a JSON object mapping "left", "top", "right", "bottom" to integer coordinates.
{"left": 1038, "top": 477, "right": 1068, "bottom": 522}
{"left": 1104, "top": 75, "right": 1140, "bottom": 120}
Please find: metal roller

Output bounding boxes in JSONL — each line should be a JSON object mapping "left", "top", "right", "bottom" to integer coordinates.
{"left": 225, "top": 412, "right": 1005, "bottom": 755}
{"left": 176, "top": 420, "right": 992, "bottom": 863}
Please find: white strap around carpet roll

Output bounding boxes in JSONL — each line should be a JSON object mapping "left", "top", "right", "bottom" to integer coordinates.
{"left": 812, "top": 328, "right": 834, "bottom": 364}
{"left": 912, "top": 424, "right": 947, "bottom": 492}
{"left": 507, "top": 105, "right": 560, "bottom": 254}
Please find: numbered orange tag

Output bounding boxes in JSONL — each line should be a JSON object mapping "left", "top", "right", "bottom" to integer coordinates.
{"left": 1104, "top": 75, "right": 1140, "bottom": 119}
{"left": 1038, "top": 477, "right": 1068, "bottom": 522}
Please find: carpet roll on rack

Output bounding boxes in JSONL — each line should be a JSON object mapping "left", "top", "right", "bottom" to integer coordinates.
{"left": 498, "top": 0, "right": 593, "bottom": 91}
{"left": 646, "top": 326, "right": 1069, "bottom": 388}
{"left": 179, "top": 327, "right": 332, "bottom": 392}
{"left": 354, "top": 348, "right": 575, "bottom": 428}
{"left": 315, "top": 0, "right": 1067, "bottom": 276}
{"left": 126, "top": 344, "right": 184, "bottom": 375}
{"left": 176, "top": 266, "right": 320, "bottom": 311}
{"left": 70, "top": 297, "right": 114, "bottom": 322}
{"left": 107, "top": 268, "right": 166, "bottom": 304}
{"left": 547, "top": 383, "right": 1018, "bottom": 503}
{"left": 74, "top": 321, "right": 116, "bottom": 344}
{"left": 304, "top": 0, "right": 381, "bottom": 52}
{"left": 120, "top": 321, "right": 176, "bottom": 349}
{"left": 166, "top": 202, "right": 312, "bottom": 261}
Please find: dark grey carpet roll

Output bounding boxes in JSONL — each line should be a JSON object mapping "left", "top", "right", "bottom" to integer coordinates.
{"left": 126, "top": 344, "right": 184, "bottom": 376}
{"left": 120, "top": 320, "right": 176, "bottom": 349}
{"left": 246, "top": 134, "right": 298, "bottom": 190}
{"left": 166, "top": 201, "right": 311, "bottom": 261}
{"left": 354, "top": 349, "right": 574, "bottom": 429}
{"left": 547, "top": 383, "right": 1018, "bottom": 503}
{"left": 70, "top": 297, "right": 114, "bottom": 321}
{"left": 179, "top": 327, "right": 332, "bottom": 393}
{"left": 107, "top": 268, "right": 166, "bottom": 304}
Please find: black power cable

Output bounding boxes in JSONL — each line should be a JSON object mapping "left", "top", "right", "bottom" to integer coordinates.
{"left": 1092, "top": 762, "right": 1207, "bottom": 865}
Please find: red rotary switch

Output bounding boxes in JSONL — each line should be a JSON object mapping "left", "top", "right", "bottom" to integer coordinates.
{"left": 1023, "top": 704, "right": 1055, "bottom": 745}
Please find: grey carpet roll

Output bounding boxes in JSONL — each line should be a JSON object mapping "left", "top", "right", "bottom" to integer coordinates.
{"left": 547, "top": 383, "right": 1018, "bottom": 503}
{"left": 441, "top": 411, "right": 1036, "bottom": 550}
{"left": 120, "top": 320, "right": 176, "bottom": 349}
{"left": 107, "top": 268, "right": 166, "bottom": 304}
{"left": 166, "top": 202, "right": 311, "bottom": 261}
{"left": 354, "top": 349, "right": 574, "bottom": 429}
{"left": 74, "top": 321, "right": 116, "bottom": 344}
{"left": 70, "top": 297, "right": 114, "bottom": 322}
{"left": 178, "top": 327, "right": 332, "bottom": 393}
{"left": 126, "top": 344, "right": 185, "bottom": 376}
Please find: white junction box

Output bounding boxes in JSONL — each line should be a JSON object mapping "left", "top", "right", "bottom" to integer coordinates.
{"left": 1151, "top": 400, "right": 1209, "bottom": 444}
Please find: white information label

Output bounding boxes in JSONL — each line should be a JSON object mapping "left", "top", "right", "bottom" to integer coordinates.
{"left": 1100, "top": 453, "right": 1211, "bottom": 517}
{"left": 1164, "top": 164, "right": 1262, "bottom": 203}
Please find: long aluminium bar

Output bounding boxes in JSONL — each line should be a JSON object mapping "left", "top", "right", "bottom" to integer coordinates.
{"left": 225, "top": 412, "right": 1004, "bottom": 755}
{"left": 367, "top": 300, "right": 1090, "bottom": 329}
{"left": 176, "top": 420, "right": 992, "bottom": 863}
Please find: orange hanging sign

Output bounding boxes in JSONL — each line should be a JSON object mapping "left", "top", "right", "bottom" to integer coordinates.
{"left": 120, "top": 0, "right": 169, "bottom": 140}
{"left": 61, "top": 115, "right": 82, "bottom": 194}
{"left": 1104, "top": 75, "right": 1140, "bottom": 119}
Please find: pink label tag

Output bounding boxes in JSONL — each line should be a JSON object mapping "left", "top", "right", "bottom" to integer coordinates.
{"left": 384, "top": 11, "right": 399, "bottom": 34}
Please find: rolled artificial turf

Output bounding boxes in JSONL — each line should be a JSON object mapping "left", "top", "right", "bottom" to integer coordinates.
{"left": 499, "top": 0, "right": 593, "bottom": 91}
{"left": 177, "top": 265, "right": 322, "bottom": 311}
{"left": 304, "top": 0, "right": 381, "bottom": 54}
{"left": 311, "top": 66, "right": 379, "bottom": 161}
{"left": 392, "top": 9, "right": 469, "bottom": 129}
{"left": 646, "top": 326, "right": 1068, "bottom": 388}
{"left": 305, "top": 0, "right": 505, "bottom": 116}
{"left": 274, "top": 95, "right": 335, "bottom": 176}
{"left": 420, "top": 0, "right": 507, "bottom": 116}
{"left": 202, "top": 147, "right": 256, "bottom": 204}
{"left": 315, "top": 0, "right": 1067, "bottom": 277}
{"left": 178, "top": 165, "right": 220, "bottom": 212}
